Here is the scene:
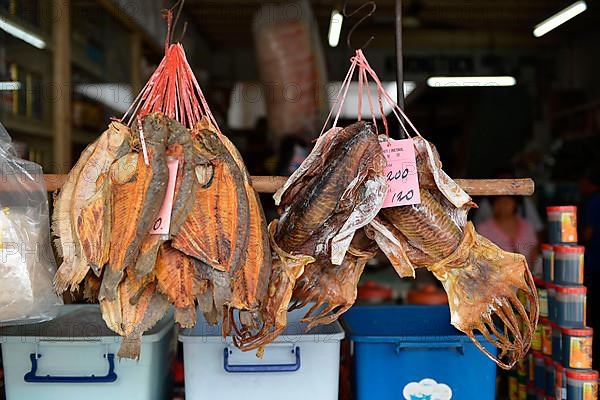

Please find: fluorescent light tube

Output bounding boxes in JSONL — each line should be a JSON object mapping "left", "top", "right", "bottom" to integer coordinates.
{"left": 533, "top": 1, "right": 587, "bottom": 38}
{"left": 0, "top": 15, "right": 46, "bottom": 49}
{"left": 328, "top": 10, "right": 343, "bottom": 47}
{"left": 0, "top": 81, "right": 21, "bottom": 91}
{"left": 427, "top": 76, "right": 517, "bottom": 87}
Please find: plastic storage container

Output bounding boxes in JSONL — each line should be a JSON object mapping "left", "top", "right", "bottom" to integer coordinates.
{"left": 541, "top": 318, "right": 552, "bottom": 356}
{"left": 179, "top": 306, "right": 344, "bottom": 400}
{"left": 343, "top": 305, "right": 497, "bottom": 400}
{"left": 510, "top": 375, "right": 519, "bottom": 400}
{"left": 533, "top": 323, "right": 543, "bottom": 352}
{"left": 536, "top": 279, "right": 549, "bottom": 319}
{"left": 545, "top": 357, "right": 555, "bottom": 397}
{"left": 536, "top": 389, "right": 546, "bottom": 400}
{"left": 554, "top": 245, "right": 585, "bottom": 285}
{"left": 554, "top": 362, "right": 566, "bottom": 400}
{"left": 542, "top": 244, "right": 555, "bottom": 282}
{"left": 529, "top": 352, "right": 536, "bottom": 385}
{"left": 0, "top": 305, "right": 174, "bottom": 400}
{"left": 519, "top": 382, "right": 528, "bottom": 400}
{"left": 534, "top": 352, "right": 546, "bottom": 390}
{"left": 561, "top": 327, "right": 593, "bottom": 369}
{"left": 555, "top": 285, "right": 586, "bottom": 328}
{"left": 546, "top": 206, "right": 577, "bottom": 245}
{"left": 547, "top": 283, "right": 557, "bottom": 322}
{"left": 565, "top": 369, "right": 598, "bottom": 400}
{"left": 551, "top": 323, "right": 562, "bottom": 362}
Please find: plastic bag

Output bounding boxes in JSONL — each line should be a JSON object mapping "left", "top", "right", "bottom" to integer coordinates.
{"left": 0, "top": 123, "right": 62, "bottom": 325}
{"left": 253, "top": 0, "right": 328, "bottom": 144}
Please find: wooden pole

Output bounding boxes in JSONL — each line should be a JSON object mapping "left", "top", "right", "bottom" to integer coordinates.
{"left": 52, "top": 0, "right": 71, "bottom": 173}
{"left": 42, "top": 174, "right": 535, "bottom": 196}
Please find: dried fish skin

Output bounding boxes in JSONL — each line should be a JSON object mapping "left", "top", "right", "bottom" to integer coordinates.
{"left": 155, "top": 243, "right": 198, "bottom": 328}
{"left": 101, "top": 114, "right": 168, "bottom": 301}
{"left": 172, "top": 129, "right": 250, "bottom": 274}
{"left": 274, "top": 121, "right": 386, "bottom": 263}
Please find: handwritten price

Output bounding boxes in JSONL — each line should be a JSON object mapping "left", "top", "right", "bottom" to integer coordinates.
{"left": 380, "top": 139, "right": 421, "bottom": 208}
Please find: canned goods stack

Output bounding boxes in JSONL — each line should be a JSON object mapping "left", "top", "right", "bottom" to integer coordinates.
{"left": 508, "top": 206, "right": 597, "bottom": 400}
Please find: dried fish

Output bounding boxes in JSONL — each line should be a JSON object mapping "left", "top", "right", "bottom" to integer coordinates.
{"left": 368, "top": 136, "right": 538, "bottom": 369}
{"left": 100, "top": 114, "right": 168, "bottom": 301}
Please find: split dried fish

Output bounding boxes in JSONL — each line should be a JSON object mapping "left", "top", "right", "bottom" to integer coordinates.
{"left": 100, "top": 114, "right": 168, "bottom": 301}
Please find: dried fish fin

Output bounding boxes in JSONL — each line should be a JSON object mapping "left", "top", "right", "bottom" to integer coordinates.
{"left": 427, "top": 222, "right": 538, "bottom": 369}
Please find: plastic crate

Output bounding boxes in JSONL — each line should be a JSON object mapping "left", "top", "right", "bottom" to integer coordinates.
{"left": 0, "top": 305, "right": 174, "bottom": 400}
{"left": 343, "top": 305, "right": 497, "bottom": 400}
{"left": 179, "top": 306, "right": 345, "bottom": 400}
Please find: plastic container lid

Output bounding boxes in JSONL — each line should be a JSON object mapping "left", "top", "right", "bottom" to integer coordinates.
{"left": 533, "top": 351, "right": 545, "bottom": 359}
{"left": 544, "top": 356, "right": 553, "bottom": 366}
{"left": 546, "top": 206, "right": 577, "bottom": 213}
{"left": 540, "top": 316, "right": 550, "bottom": 325}
{"left": 357, "top": 280, "right": 393, "bottom": 301}
{"left": 542, "top": 243, "right": 554, "bottom": 251}
{"left": 560, "top": 327, "right": 593, "bottom": 336}
{"left": 554, "top": 361, "right": 563, "bottom": 371}
{"left": 565, "top": 369, "right": 599, "bottom": 380}
{"left": 546, "top": 282, "right": 556, "bottom": 290}
{"left": 554, "top": 245, "right": 585, "bottom": 254}
{"left": 550, "top": 321, "right": 559, "bottom": 329}
{"left": 536, "top": 389, "right": 546, "bottom": 395}
{"left": 534, "top": 277, "right": 546, "bottom": 287}
{"left": 555, "top": 285, "right": 587, "bottom": 294}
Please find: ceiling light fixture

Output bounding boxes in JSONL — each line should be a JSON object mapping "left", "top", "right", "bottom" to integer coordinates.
{"left": 328, "top": 9, "right": 343, "bottom": 47}
{"left": 0, "top": 15, "right": 46, "bottom": 49}
{"left": 427, "top": 76, "right": 517, "bottom": 87}
{"left": 533, "top": 1, "right": 587, "bottom": 38}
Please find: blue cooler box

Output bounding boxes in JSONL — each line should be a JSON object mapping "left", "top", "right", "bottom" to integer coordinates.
{"left": 344, "top": 305, "right": 497, "bottom": 400}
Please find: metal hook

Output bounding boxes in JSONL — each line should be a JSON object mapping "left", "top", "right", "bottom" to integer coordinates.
{"left": 343, "top": 0, "right": 377, "bottom": 51}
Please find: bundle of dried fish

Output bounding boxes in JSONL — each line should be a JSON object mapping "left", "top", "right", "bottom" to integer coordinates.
{"left": 366, "top": 136, "right": 538, "bottom": 369}
{"left": 236, "top": 121, "right": 386, "bottom": 350}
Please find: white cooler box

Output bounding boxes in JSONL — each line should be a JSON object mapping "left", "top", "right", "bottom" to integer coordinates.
{"left": 179, "top": 307, "right": 345, "bottom": 400}
{"left": 0, "top": 304, "right": 174, "bottom": 400}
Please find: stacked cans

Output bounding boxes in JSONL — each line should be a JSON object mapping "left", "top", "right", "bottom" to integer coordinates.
{"left": 516, "top": 206, "right": 597, "bottom": 400}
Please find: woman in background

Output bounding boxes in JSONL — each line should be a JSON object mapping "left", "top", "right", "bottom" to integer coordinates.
{"left": 476, "top": 195, "right": 539, "bottom": 266}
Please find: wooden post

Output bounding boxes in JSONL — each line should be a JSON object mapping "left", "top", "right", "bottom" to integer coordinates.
{"left": 131, "top": 31, "right": 143, "bottom": 95}
{"left": 52, "top": 0, "right": 71, "bottom": 173}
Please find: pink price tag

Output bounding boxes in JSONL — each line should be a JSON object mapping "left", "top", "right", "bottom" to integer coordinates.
{"left": 150, "top": 158, "right": 179, "bottom": 235}
{"left": 380, "top": 138, "right": 421, "bottom": 208}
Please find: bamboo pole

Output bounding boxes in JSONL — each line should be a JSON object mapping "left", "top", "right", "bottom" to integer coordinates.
{"left": 42, "top": 174, "right": 534, "bottom": 196}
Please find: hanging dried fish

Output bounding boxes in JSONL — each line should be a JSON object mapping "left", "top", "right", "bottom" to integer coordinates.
{"left": 100, "top": 114, "right": 169, "bottom": 301}
{"left": 53, "top": 122, "right": 131, "bottom": 293}
{"left": 237, "top": 121, "right": 386, "bottom": 350}
{"left": 172, "top": 128, "right": 249, "bottom": 274}
{"left": 134, "top": 118, "right": 198, "bottom": 279}
{"left": 367, "top": 136, "right": 538, "bottom": 369}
